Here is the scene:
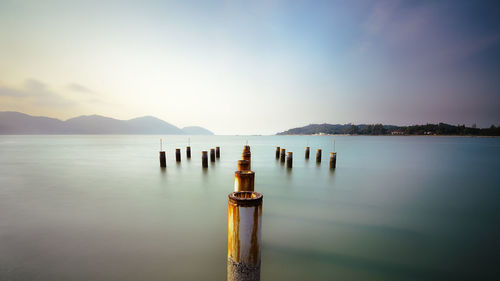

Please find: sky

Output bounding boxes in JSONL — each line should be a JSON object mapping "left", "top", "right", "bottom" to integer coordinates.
{"left": 0, "top": 0, "right": 499, "bottom": 134}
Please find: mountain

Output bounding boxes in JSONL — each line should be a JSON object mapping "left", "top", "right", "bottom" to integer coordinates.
{"left": 277, "top": 123, "right": 500, "bottom": 136}
{"left": 182, "top": 126, "right": 214, "bottom": 135}
{"left": 0, "top": 111, "right": 213, "bottom": 135}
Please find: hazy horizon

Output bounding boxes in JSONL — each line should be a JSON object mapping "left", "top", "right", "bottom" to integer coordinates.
{"left": 1, "top": 0, "right": 500, "bottom": 134}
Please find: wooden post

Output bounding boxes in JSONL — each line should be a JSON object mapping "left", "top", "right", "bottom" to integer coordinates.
{"left": 305, "top": 146, "right": 310, "bottom": 159}
{"left": 316, "top": 149, "right": 322, "bottom": 163}
{"left": 186, "top": 146, "right": 191, "bottom": 158}
{"left": 237, "top": 160, "right": 251, "bottom": 171}
{"left": 329, "top": 152, "right": 337, "bottom": 169}
{"left": 210, "top": 148, "right": 216, "bottom": 162}
{"left": 275, "top": 146, "right": 280, "bottom": 159}
{"left": 234, "top": 171, "right": 255, "bottom": 192}
{"left": 286, "top": 152, "right": 293, "bottom": 168}
{"left": 175, "top": 148, "right": 181, "bottom": 162}
{"left": 216, "top": 146, "right": 220, "bottom": 158}
{"left": 243, "top": 145, "right": 250, "bottom": 153}
{"left": 280, "top": 148, "right": 286, "bottom": 162}
{"left": 242, "top": 147, "right": 251, "bottom": 170}
{"left": 202, "top": 151, "right": 208, "bottom": 168}
{"left": 159, "top": 151, "right": 166, "bottom": 168}
{"left": 227, "top": 191, "right": 263, "bottom": 281}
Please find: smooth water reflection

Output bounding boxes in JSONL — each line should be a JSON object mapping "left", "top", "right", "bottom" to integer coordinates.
{"left": 1, "top": 135, "right": 499, "bottom": 280}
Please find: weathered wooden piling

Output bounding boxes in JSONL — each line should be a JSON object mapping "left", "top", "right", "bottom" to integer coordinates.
{"left": 316, "top": 149, "right": 322, "bottom": 163}
{"left": 237, "top": 160, "right": 251, "bottom": 171}
{"left": 186, "top": 146, "right": 191, "bottom": 158}
{"left": 202, "top": 151, "right": 208, "bottom": 168}
{"left": 216, "top": 146, "right": 220, "bottom": 158}
{"left": 234, "top": 171, "right": 255, "bottom": 192}
{"left": 159, "top": 151, "right": 166, "bottom": 168}
{"left": 175, "top": 148, "right": 181, "bottom": 162}
{"left": 286, "top": 152, "right": 293, "bottom": 168}
{"left": 305, "top": 146, "right": 310, "bottom": 159}
{"left": 227, "top": 191, "right": 263, "bottom": 281}
{"left": 242, "top": 147, "right": 251, "bottom": 170}
{"left": 280, "top": 148, "right": 286, "bottom": 162}
{"left": 275, "top": 146, "right": 280, "bottom": 159}
{"left": 243, "top": 145, "right": 250, "bottom": 153}
{"left": 210, "top": 148, "right": 216, "bottom": 162}
{"left": 329, "top": 152, "right": 337, "bottom": 169}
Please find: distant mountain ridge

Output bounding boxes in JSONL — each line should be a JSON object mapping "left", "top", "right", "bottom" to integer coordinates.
{"left": 277, "top": 123, "right": 500, "bottom": 136}
{"left": 0, "top": 111, "right": 214, "bottom": 135}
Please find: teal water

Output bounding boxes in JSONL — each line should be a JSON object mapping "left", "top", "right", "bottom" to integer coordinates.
{"left": 1, "top": 135, "right": 499, "bottom": 280}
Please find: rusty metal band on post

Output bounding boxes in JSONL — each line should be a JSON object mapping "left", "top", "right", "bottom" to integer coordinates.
{"left": 237, "top": 160, "right": 251, "bottom": 171}
{"left": 228, "top": 191, "right": 263, "bottom": 281}
{"left": 280, "top": 148, "right": 286, "bottom": 162}
{"left": 275, "top": 146, "right": 280, "bottom": 159}
{"left": 216, "top": 146, "right": 220, "bottom": 158}
{"left": 305, "top": 146, "right": 310, "bottom": 159}
{"left": 210, "top": 148, "right": 216, "bottom": 162}
{"left": 202, "top": 151, "right": 208, "bottom": 168}
{"left": 176, "top": 148, "right": 181, "bottom": 162}
{"left": 286, "top": 152, "right": 293, "bottom": 168}
{"left": 186, "top": 146, "right": 191, "bottom": 158}
{"left": 234, "top": 171, "right": 255, "bottom": 192}
{"left": 159, "top": 151, "right": 166, "bottom": 168}
{"left": 330, "top": 152, "right": 337, "bottom": 169}
{"left": 316, "top": 149, "right": 322, "bottom": 163}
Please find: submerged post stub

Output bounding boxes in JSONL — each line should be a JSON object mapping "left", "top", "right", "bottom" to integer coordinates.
{"left": 286, "top": 152, "right": 293, "bottom": 168}
{"left": 202, "top": 151, "right": 208, "bottom": 168}
{"left": 305, "top": 146, "right": 310, "bottom": 159}
{"left": 176, "top": 148, "right": 181, "bottom": 162}
{"left": 316, "top": 149, "right": 322, "bottom": 163}
{"left": 228, "top": 191, "right": 263, "bottom": 281}
{"left": 234, "top": 171, "right": 255, "bottom": 192}
{"left": 186, "top": 146, "right": 191, "bottom": 158}
{"left": 275, "top": 146, "right": 280, "bottom": 159}
{"left": 329, "top": 152, "right": 337, "bottom": 169}
{"left": 237, "top": 160, "right": 251, "bottom": 171}
{"left": 210, "top": 148, "right": 216, "bottom": 162}
{"left": 280, "top": 148, "right": 286, "bottom": 163}
{"left": 216, "top": 146, "right": 221, "bottom": 158}
{"left": 159, "top": 151, "right": 166, "bottom": 168}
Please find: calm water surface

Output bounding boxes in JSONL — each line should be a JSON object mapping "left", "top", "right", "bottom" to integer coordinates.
{"left": 1, "top": 135, "right": 499, "bottom": 281}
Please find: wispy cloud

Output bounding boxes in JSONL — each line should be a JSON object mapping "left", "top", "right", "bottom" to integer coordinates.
{"left": 67, "top": 83, "right": 96, "bottom": 94}
{"left": 0, "top": 79, "right": 76, "bottom": 107}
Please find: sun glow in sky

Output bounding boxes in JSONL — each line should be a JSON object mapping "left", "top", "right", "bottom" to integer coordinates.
{"left": 1, "top": 0, "right": 499, "bottom": 134}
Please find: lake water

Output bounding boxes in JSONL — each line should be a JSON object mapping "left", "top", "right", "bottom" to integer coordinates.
{"left": 1, "top": 135, "right": 499, "bottom": 281}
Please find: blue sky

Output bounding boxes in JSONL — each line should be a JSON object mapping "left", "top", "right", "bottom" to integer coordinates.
{"left": 0, "top": 0, "right": 499, "bottom": 134}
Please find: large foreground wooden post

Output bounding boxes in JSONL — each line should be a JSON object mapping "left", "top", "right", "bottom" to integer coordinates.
{"left": 202, "top": 151, "right": 208, "bottom": 168}
{"left": 216, "top": 146, "right": 221, "bottom": 158}
{"left": 175, "top": 148, "right": 181, "bottom": 162}
{"left": 210, "top": 148, "right": 216, "bottom": 162}
{"left": 237, "top": 160, "right": 251, "bottom": 171}
{"left": 159, "top": 151, "right": 166, "bottom": 168}
{"left": 330, "top": 152, "right": 337, "bottom": 169}
{"left": 234, "top": 171, "right": 255, "bottom": 192}
{"left": 228, "top": 191, "right": 263, "bottom": 281}
{"left": 186, "top": 146, "right": 191, "bottom": 158}
{"left": 286, "top": 152, "right": 293, "bottom": 168}
{"left": 305, "top": 146, "right": 310, "bottom": 159}
{"left": 316, "top": 149, "right": 322, "bottom": 163}
{"left": 280, "top": 148, "right": 286, "bottom": 163}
